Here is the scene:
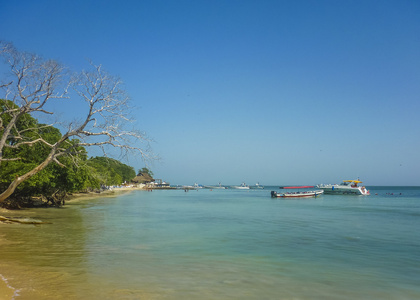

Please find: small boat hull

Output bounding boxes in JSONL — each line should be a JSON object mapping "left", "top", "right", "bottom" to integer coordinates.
{"left": 205, "top": 186, "right": 226, "bottom": 189}
{"left": 232, "top": 183, "right": 250, "bottom": 189}
{"left": 271, "top": 190, "right": 324, "bottom": 198}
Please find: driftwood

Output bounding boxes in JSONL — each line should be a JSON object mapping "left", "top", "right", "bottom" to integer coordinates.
{"left": 0, "top": 215, "right": 50, "bottom": 225}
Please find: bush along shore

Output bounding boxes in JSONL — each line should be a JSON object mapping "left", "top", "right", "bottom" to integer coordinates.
{"left": 0, "top": 186, "right": 127, "bottom": 210}
{"left": 0, "top": 185, "right": 147, "bottom": 225}
{"left": 1, "top": 178, "right": 171, "bottom": 211}
{"left": 0, "top": 44, "right": 155, "bottom": 215}
{"left": 0, "top": 99, "right": 155, "bottom": 209}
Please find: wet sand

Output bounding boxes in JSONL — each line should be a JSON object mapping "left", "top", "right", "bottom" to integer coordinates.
{"left": 0, "top": 274, "right": 16, "bottom": 300}
{"left": 0, "top": 185, "right": 147, "bottom": 299}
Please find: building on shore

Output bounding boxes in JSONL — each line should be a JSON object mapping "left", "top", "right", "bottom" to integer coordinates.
{"left": 131, "top": 173, "right": 174, "bottom": 189}
{"left": 131, "top": 172, "right": 155, "bottom": 185}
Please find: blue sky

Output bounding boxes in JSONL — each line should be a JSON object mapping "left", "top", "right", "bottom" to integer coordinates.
{"left": 1, "top": 0, "right": 419, "bottom": 185}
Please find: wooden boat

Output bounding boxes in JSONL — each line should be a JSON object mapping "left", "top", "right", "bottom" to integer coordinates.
{"left": 280, "top": 185, "right": 314, "bottom": 189}
{"left": 271, "top": 190, "right": 324, "bottom": 198}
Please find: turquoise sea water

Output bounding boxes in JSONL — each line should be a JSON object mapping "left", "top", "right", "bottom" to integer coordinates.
{"left": 1, "top": 186, "right": 420, "bottom": 299}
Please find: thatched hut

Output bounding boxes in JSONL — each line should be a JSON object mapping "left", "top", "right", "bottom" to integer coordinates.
{"left": 132, "top": 172, "right": 155, "bottom": 184}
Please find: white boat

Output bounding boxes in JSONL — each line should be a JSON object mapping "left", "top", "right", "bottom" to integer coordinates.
{"left": 204, "top": 183, "right": 226, "bottom": 189}
{"left": 232, "top": 183, "right": 250, "bottom": 189}
{"left": 317, "top": 180, "right": 370, "bottom": 195}
{"left": 182, "top": 183, "right": 203, "bottom": 190}
{"left": 271, "top": 190, "right": 324, "bottom": 198}
{"left": 250, "top": 182, "right": 264, "bottom": 189}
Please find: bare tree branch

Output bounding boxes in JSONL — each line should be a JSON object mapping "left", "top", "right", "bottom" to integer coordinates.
{"left": 0, "top": 42, "right": 155, "bottom": 203}
{"left": 2, "top": 137, "right": 55, "bottom": 149}
{"left": 0, "top": 157, "right": 21, "bottom": 162}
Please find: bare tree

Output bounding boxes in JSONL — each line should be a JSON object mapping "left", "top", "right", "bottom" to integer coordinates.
{"left": 0, "top": 42, "right": 153, "bottom": 203}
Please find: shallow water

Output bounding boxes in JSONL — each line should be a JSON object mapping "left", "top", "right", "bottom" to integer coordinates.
{"left": 1, "top": 187, "right": 420, "bottom": 299}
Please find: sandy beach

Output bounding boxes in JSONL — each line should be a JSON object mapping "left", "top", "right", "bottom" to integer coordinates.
{"left": 64, "top": 185, "right": 147, "bottom": 202}
{"left": 0, "top": 185, "right": 149, "bottom": 299}
{"left": 1, "top": 185, "right": 147, "bottom": 217}
{"left": 0, "top": 274, "right": 15, "bottom": 300}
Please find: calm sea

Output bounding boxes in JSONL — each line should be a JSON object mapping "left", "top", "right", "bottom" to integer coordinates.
{"left": 1, "top": 186, "right": 420, "bottom": 299}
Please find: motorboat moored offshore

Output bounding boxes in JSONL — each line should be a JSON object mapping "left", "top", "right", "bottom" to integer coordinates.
{"left": 250, "top": 182, "right": 264, "bottom": 189}
{"left": 271, "top": 190, "right": 324, "bottom": 198}
{"left": 317, "top": 180, "right": 370, "bottom": 195}
{"left": 204, "top": 183, "right": 226, "bottom": 189}
{"left": 182, "top": 183, "right": 204, "bottom": 190}
{"left": 232, "top": 183, "right": 250, "bottom": 189}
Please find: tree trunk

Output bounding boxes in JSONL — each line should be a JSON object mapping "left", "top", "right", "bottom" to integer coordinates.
{"left": 0, "top": 151, "right": 56, "bottom": 203}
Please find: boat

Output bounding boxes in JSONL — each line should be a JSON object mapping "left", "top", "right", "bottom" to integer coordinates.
{"left": 271, "top": 190, "right": 324, "bottom": 198}
{"left": 250, "top": 182, "right": 264, "bottom": 189}
{"left": 317, "top": 180, "right": 370, "bottom": 195}
{"left": 280, "top": 185, "right": 314, "bottom": 189}
{"left": 204, "top": 183, "right": 226, "bottom": 189}
{"left": 231, "top": 183, "right": 250, "bottom": 189}
{"left": 182, "top": 183, "right": 203, "bottom": 190}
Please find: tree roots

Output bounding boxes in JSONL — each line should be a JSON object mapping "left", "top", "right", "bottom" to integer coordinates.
{"left": 0, "top": 191, "right": 67, "bottom": 210}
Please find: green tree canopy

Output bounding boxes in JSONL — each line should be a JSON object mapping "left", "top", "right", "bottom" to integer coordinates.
{"left": 88, "top": 156, "right": 136, "bottom": 186}
{"left": 138, "top": 167, "right": 153, "bottom": 177}
{"left": 1, "top": 43, "right": 154, "bottom": 204}
{"left": 0, "top": 99, "right": 91, "bottom": 197}
{"left": 1, "top": 99, "right": 136, "bottom": 203}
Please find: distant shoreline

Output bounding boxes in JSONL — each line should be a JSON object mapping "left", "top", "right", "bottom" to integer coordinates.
{"left": 65, "top": 186, "right": 145, "bottom": 202}
{"left": 0, "top": 186, "right": 146, "bottom": 223}
{"left": 65, "top": 185, "right": 177, "bottom": 202}
{"left": 1, "top": 184, "right": 177, "bottom": 216}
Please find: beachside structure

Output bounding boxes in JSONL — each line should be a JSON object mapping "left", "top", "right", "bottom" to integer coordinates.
{"left": 132, "top": 172, "right": 155, "bottom": 185}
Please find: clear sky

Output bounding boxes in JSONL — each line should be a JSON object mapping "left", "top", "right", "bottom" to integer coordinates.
{"left": 1, "top": 0, "right": 419, "bottom": 186}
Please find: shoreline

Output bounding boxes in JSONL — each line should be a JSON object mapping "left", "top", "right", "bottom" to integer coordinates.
{"left": 65, "top": 184, "right": 177, "bottom": 202}
{"left": 0, "top": 274, "right": 18, "bottom": 300}
{"left": 0, "top": 184, "right": 177, "bottom": 224}
{"left": 0, "top": 185, "right": 149, "bottom": 223}
{"left": 0, "top": 185, "right": 149, "bottom": 299}
{"left": 64, "top": 185, "right": 146, "bottom": 202}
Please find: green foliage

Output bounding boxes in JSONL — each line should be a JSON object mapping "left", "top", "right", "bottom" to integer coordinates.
{"left": 46, "top": 141, "right": 93, "bottom": 194}
{"left": 1, "top": 99, "right": 38, "bottom": 137}
{"left": 88, "top": 157, "right": 136, "bottom": 186}
{"left": 1, "top": 99, "right": 137, "bottom": 198}
{"left": 1, "top": 99, "right": 61, "bottom": 196}
{"left": 138, "top": 167, "right": 153, "bottom": 177}
{"left": 0, "top": 130, "right": 90, "bottom": 197}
